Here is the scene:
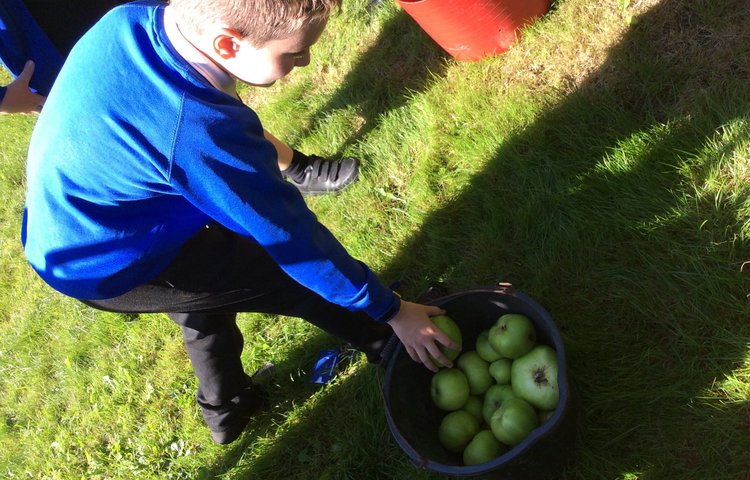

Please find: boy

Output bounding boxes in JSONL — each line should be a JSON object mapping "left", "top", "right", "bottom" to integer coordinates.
{"left": 22, "top": 0, "right": 458, "bottom": 445}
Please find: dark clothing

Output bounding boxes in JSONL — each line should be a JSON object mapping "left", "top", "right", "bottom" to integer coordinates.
{"left": 84, "top": 224, "right": 392, "bottom": 432}
{"left": 84, "top": 224, "right": 392, "bottom": 352}
{"left": 22, "top": 0, "right": 125, "bottom": 56}
{"left": 0, "top": 0, "right": 124, "bottom": 99}
{"left": 0, "top": 0, "right": 63, "bottom": 97}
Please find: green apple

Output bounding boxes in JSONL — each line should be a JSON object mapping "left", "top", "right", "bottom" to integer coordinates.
{"left": 511, "top": 345, "right": 559, "bottom": 410}
{"left": 457, "top": 350, "right": 493, "bottom": 396}
{"left": 482, "top": 384, "right": 516, "bottom": 424}
{"left": 430, "top": 315, "right": 463, "bottom": 367}
{"left": 431, "top": 368, "right": 470, "bottom": 411}
{"left": 489, "top": 358, "right": 512, "bottom": 384}
{"left": 488, "top": 313, "right": 536, "bottom": 359}
{"left": 438, "top": 410, "right": 479, "bottom": 453}
{"left": 463, "top": 429, "right": 507, "bottom": 466}
{"left": 475, "top": 330, "right": 502, "bottom": 362}
{"left": 462, "top": 396, "right": 484, "bottom": 423}
{"left": 490, "top": 397, "right": 539, "bottom": 446}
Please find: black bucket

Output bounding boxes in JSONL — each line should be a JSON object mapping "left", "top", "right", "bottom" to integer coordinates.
{"left": 381, "top": 284, "right": 576, "bottom": 479}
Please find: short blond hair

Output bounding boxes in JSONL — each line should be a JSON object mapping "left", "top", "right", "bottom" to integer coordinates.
{"left": 170, "top": 0, "right": 341, "bottom": 45}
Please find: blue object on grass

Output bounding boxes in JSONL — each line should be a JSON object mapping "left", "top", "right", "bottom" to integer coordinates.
{"left": 310, "top": 348, "right": 341, "bottom": 384}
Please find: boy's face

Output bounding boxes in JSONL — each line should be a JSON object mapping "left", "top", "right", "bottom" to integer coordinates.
{"left": 216, "top": 17, "right": 328, "bottom": 87}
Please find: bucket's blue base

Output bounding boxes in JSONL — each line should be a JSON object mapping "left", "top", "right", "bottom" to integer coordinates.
{"left": 382, "top": 285, "right": 577, "bottom": 479}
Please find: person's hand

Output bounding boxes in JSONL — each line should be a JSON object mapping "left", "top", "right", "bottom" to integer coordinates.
{"left": 0, "top": 61, "right": 46, "bottom": 114}
{"left": 387, "top": 300, "right": 461, "bottom": 372}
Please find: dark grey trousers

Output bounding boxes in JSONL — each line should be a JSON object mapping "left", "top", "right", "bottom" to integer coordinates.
{"left": 83, "top": 224, "right": 392, "bottom": 432}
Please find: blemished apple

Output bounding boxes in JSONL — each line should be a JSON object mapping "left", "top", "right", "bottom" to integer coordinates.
{"left": 431, "top": 368, "right": 470, "bottom": 411}
{"left": 463, "top": 429, "right": 507, "bottom": 466}
{"left": 438, "top": 410, "right": 479, "bottom": 453}
{"left": 457, "top": 350, "right": 494, "bottom": 396}
{"left": 482, "top": 384, "right": 516, "bottom": 424}
{"left": 489, "top": 358, "right": 512, "bottom": 384}
{"left": 488, "top": 313, "right": 537, "bottom": 359}
{"left": 490, "top": 397, "right": 539, "bottom": 446}
{"left": 511, "top": 344, "right": 559, "bottom": 410}
{"left": 475, "top": 330, "right": 502, "bottom": 362}
{"left": 430, "top": 315, "right": 463, "bottom": 367}
{"left": 462, "top": 395, "right": 484, "bottom": 423}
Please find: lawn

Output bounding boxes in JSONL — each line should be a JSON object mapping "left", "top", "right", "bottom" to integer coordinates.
{"left": 1, "top": 0, "right": 749, "bottom": 478}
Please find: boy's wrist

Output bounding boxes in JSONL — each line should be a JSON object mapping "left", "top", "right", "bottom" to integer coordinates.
{"left": 377, "top": 291, "right": 402, "bottom": 323}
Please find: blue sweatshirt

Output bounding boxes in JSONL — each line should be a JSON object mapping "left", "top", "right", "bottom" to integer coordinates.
{"left": 22, "top": 1, "right": 399, "bottom": 322}
{"left": 0, "top": 0, "right": 63, "bottom": 99}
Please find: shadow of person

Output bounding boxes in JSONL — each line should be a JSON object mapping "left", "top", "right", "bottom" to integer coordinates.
{"left": 375, "top": 0, "right": 750, "bottom": 477}
{"left": 291, "top": 8, "right": 449, "bottom": 159}
{"left": 207, "top": 0, "right": 749, "bottom": 477}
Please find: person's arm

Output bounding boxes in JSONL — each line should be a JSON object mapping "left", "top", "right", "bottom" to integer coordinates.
{"left": 176, "top": 103, "right": 461, "bottom": 371}
{"left": 262, "top": 129, "right": 293, "bottom": 170}
{"left": 173, "top": 104, "right": 394, "bottom": 312}
{"left": 0, "top": 60, "right": 46, "bottom": 113}
{"left": 0, "top": 0, "right": 64, "bottom": 98}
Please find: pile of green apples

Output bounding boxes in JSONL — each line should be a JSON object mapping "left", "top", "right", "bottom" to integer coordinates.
{"left": 428, "top": 313, "right": 559, "bottom": 466}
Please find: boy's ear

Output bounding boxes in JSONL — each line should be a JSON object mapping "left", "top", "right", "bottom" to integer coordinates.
{"left": 213, "top": 30, "right": 241, "bottom": 59}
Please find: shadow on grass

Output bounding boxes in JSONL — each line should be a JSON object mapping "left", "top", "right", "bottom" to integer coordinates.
{"left": 206, "top": 0, "right": 750, "bottom": 478}
{"left": 298, "top": 9, "right": 448, "bottom": 159}
{"left": 199, "top": 360, "right": 401, "bottom": 480}
{"left": 376, "top": 0, "right": 750, "bottom": 478}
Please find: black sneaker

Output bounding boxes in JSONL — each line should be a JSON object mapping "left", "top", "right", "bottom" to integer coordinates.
{"left": 249, "top": 361, "right": 276, "bottom": 387}
{"left": 287, "top": 156, "right": 360, "bottom": 195}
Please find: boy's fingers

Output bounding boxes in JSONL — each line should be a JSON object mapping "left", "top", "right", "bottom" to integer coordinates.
{"left": 404, "top": 345, "right": 419, "bottom": 364}
{"left": 17, "top": 60, "right": 36, "bottom": 84}
{"left": 416, "top": 348, "right": 439, "bottom": 372}
{"left": 426, "top": 342, "right": 452, "bottom": 369}
{"left": 404, "top": 339, "right": 439, "bottom": 372}
{"left": 434, "top": 329, "right": 461, "bottom": 353}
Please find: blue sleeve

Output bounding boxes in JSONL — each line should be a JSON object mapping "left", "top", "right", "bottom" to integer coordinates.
{"left": 171, "top": 99, "right": 400, "bottom": 322}
{"left": 0, "top": 86, "right": 6, "bottom": 104}
{"left": 0, "top": 0, "right": 63, "bottom": 96}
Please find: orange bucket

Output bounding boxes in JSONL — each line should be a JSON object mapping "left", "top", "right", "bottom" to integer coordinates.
{"left": 397, "top": 0, "right": 551, "bottom": 61}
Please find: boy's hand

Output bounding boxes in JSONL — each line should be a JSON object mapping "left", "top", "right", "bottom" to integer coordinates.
{"left": 387, "top": 300, "right": 461, "bottom": 372}
{"left": 0, "top": 61, "right": 46, "bottom": 114}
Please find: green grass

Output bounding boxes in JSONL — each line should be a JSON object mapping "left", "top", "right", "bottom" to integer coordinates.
{"left": 2, "top": 0, "right": 749, "bottom": 478}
